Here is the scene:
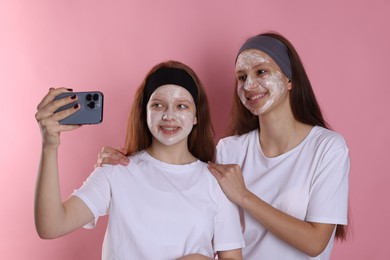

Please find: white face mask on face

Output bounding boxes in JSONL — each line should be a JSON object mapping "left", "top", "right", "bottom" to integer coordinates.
{"left": 235, "top": 50, "right": 289, "bottom": 115}
{"left": 146, "top": 84, "right": 197, "bottom": 146}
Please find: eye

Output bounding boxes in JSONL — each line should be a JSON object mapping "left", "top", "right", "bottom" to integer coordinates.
{"left": 178, "top": 104, "right": 189, "bottom": 109}
{"left": 150, "top": 103, "right": 163, "bottom": 109}
{"left": 256, "top": 69, "right": 266, "bottom": 76}
{"left": 237, "top": 75, "right": 247, "bottom": 82}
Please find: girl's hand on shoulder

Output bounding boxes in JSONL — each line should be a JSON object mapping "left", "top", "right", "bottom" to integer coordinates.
{"left": 207, "top": 162, "right": 251, "bottom": 206}
{"left": 35, "top": 87, "right": 82, "bottom": 148}
{"left": 95, "top": 146, "right": 129, "bottom": 168}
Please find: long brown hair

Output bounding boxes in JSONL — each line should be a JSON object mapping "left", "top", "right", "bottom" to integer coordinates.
{"left": 124, "top": 60, "right": 215, "bottom": 163}
{"left": 228, "top": 32, "right": 347, "bottom": 240}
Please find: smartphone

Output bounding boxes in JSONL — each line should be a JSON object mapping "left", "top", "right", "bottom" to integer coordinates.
{"left": 54, "top": 91, "right": 104, "bottom": 125}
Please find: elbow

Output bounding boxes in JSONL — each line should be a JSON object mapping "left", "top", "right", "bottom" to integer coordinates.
{"left": 36, "top": 228, "right": 60, "bottom": 240}
{"left": 35, "top": 214, "right": 65, "bottom": 239}
{"left": 37, "top": 233, "right": 54, "bottom": 240}
{"left": 307, "top": 251, "right": 324, "bottom": 258}
{"left": 35, "top": 223, "right": 62, "bottom": 240}
{"left": 306, "top": 251, "right": 321, "bottom": 258}
{"left": 304, "top": 242, "right": 328, "bottom": 257}
{"left": 302, "top": 223, "right": 335, "bottom": 257}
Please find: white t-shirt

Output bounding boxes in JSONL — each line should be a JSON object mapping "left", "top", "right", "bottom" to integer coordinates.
{"left": 73, "top": 151, "right": 244, "bottom": 260}
{"left": 216, "top": 126, "right": 349, "bottom": 260}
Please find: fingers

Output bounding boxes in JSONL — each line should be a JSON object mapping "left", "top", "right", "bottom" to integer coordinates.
{"left": 38, "top": 116, "right": 81, "bottom": 133}
{"left": 207, "top": 161, "right": 223, "bottom": 180}
{"left": 96, "top": 146, "right": 129, "bottom": 168}
{"left": 35, "top": 87, "right": 78, "bottom": 124}
{"left": 208, "top": 162, "right": 234, "bottom": 180}
{"left": 117, "top": 147, "right": 128, "bottom": 155}
{"left": 208, "top": 162, "right": 241, "bottom": 180}
{"left": 98, "top": 154, "right": 127, "bottom": 165}
{"left": 95, "top": 156, "right": 129, "bottom": 168}
{"left": 208, "top": 162, "right": 238, "bottom": 174}
{"left": 36, "top": 87, "right": 83, "bottom": 147}
{"left": 101, "top": 146, "right": 127, "bottom": 155}
{"left": 36, "top": 87, "right": 73, "bottom": 110}
{"left": 37, "top": 103, "right": 80, "bottom": 129}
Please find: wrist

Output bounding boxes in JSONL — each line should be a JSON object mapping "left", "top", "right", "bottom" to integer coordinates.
{"left": 239, "top": 189, "right": 255, "bottom": 208}
{"left": 42, "top": 142, "right": 60, "bottom": 152}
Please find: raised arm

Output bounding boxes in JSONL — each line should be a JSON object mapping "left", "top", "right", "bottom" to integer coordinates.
{"left": 34, "top": 87, "right": 94, "bottom": 239}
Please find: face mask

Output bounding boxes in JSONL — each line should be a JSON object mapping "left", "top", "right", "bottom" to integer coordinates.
{"left": 236, "top": 50, "right": 288, "bottom": 115}
{"left": 146, "top": 84, "right": 197, "bottom": 146}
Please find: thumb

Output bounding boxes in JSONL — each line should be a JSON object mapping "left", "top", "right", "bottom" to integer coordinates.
{"left": 207, "top": 162, "right": 223, "bottom": 181}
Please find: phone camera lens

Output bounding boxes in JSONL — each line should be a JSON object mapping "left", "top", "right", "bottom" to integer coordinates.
{"left": 93, "top": 94, "right": 99, "bottom": 101}
{"left": 87, "top": 102, "right": 96, "bottom": 109}
{"left": 86, "top": 94, "right": 92, "bottom": 101}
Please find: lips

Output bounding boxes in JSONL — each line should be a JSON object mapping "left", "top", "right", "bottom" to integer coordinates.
{"left": 245, "top": 91, "right": 267, "bottom": 105}
{"left": 159, "top": 125, "right": 181, "bottom": 135}
{"left": 247, "top": 92, "right": 266, "bottom": 100}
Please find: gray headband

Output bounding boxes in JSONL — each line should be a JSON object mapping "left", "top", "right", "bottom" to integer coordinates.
{"left": 236, "top": 35, "right": 292, "bottom": 80}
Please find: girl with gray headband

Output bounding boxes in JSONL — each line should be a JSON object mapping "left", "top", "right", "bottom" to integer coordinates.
{"left": 208, "top": 32, "right": 349, "bottom": 259}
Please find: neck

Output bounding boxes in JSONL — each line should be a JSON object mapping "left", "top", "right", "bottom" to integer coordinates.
{"left": 146, "top": 140, "right": 196, "bottom": 165}
{"left": 258, "top": 108, "right": 313, "bottom": 157}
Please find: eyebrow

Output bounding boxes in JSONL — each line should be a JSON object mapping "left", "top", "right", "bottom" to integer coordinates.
{"left": 175, "top": 98, "right": 193, "bottom": 104}
{"left": 149, "top": 96, "right": 194, "bottom": 103}
{"left": 236, "top": 63, "right": 268, "bottom": 73}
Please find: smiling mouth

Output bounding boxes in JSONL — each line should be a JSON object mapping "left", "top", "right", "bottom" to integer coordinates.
{"left": 246, "top": 92, "right": 267, "bottom": 101}
{"left": 159, "top": 126, "right": 180, "bottom": 134}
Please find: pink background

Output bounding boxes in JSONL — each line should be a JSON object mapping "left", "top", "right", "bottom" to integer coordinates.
{"left": 1, "top": 0, "right": 389, "bottom": 259}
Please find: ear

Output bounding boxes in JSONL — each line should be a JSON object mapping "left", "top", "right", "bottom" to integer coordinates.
{"left": 193, "top": 116, "right": 198, "bottom": 125}
{"left": 287, "top": 79, "right": 292, "bottom": 90}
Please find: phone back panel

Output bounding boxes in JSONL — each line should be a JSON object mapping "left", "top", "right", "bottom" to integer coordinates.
{"left": 54, "top": 91, "right": 104, "bottom": 125}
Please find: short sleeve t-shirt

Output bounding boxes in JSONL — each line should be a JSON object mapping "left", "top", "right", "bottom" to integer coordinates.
{"left": 73, "top": 151, "right": 244, "bottom": 260}
{"left": 216, "top": 126, "right": 349, "bottom": 259}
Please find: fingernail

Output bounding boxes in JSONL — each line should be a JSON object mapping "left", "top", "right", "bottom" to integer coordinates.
{"left": 71, "top": 95, "right": 76, "bottom": 99}
{"left": 49, "top": 87, "right": 54, "bottom": 90}
{"left": 73, "top": 104, "right": 79, "bottom": 109}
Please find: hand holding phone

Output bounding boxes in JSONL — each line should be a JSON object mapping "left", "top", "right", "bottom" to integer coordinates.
{"left": 54, "top": 91, "right": 104, "bottom": 125}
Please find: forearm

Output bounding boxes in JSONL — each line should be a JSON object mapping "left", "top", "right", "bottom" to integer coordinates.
{"left": 34, "top": 146, "right": 67, "bottom": 239}
{"left": 218, "top": 248, "right": 242, "bottom": 260}
{"left": 240, "top": 192, "right": 334, "bottom": 257}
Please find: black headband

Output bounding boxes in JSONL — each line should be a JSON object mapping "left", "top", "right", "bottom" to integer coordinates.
{"left": 143, "top": 67, "right": 198, "bottom": 106}
{"left": 236, "top": 35, "right": 292, "bottom": 80}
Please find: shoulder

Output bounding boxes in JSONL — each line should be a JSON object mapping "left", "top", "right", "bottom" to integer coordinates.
{"left": 304, "top": 127, "right": 350, "bottom": 170}
{"left": 127, "top": 152, "right": 145, "bottom": 165}
{"left": 310, "top": 126, "right": 349, "bottom": 151}
{"left": 196, "top": 161, "right": 221, "bottom": 188}
{"left": 96, "top": 153, "right": 143, "bottom": 178}
{"left": 216, "top": 130, "right": 258, "bottom": 164}
{"left": 197, "top": 161, "right": 215, "bottom": 181}
{"left": 217, "top": 130, "right": 257, "bottom": 149}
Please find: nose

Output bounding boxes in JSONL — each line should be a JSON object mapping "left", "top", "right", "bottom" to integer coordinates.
{"left": 243, "top": 77, "right": 260, "bottom": 91}
{"left": 162, "top": 106, "right": 176, "bottom": 121}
